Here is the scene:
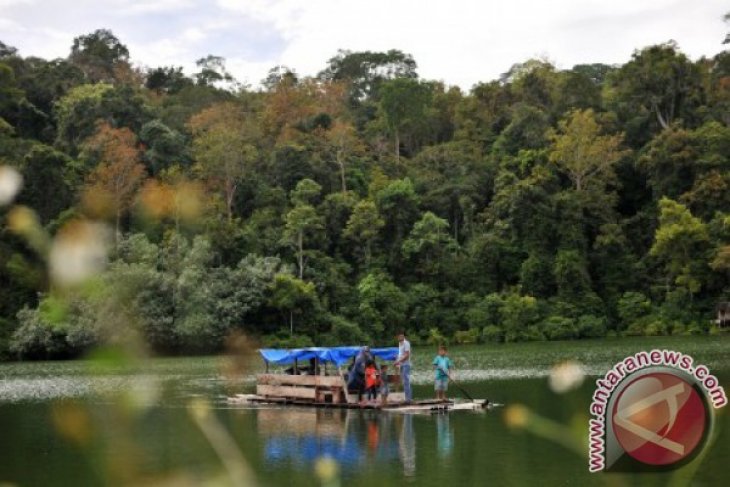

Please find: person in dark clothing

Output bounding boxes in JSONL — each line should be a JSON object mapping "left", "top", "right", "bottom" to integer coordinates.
{"left": 347, "top": 347, "right": 373, "bottom": 402}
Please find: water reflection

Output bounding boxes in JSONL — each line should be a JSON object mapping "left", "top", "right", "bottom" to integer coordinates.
{"left": 399, "top": 414, "right": 416, "bottom": 477}
{"left": 436, "top": 414, "right": 453, "bottom": 459}
{"left": 256, "top": 408, "right": 423, "bottom": 476}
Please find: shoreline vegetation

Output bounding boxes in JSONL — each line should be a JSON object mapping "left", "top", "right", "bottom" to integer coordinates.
{"left": 1, "top": 25, "right": 729, "bottom": 360}
{"left": 1, "top": 336, "right": 728, "bottom": 380}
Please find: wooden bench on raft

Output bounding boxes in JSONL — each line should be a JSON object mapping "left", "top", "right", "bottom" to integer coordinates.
{"left": 256, "top": 374, "right": 347, "bottom": 403}
{"left": 256, "top": 373, "right": 403, "bottom": 405}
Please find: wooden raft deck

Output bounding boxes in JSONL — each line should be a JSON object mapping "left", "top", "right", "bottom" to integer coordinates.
{"left": 246, "top": 395, "right": 453, "bottom": 410}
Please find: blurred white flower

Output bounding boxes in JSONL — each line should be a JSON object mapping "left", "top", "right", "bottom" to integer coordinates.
{"left": 49, "top": 221, "right": 111, "bottom": 286}
{"left": 549, "top": 361, "right": 585, "bottom": 394}
{"left": 0, "top": 165, "right": 23, "bottom": 205}
{"left": 125, "top": 376, "right": 162, "bottom": 412}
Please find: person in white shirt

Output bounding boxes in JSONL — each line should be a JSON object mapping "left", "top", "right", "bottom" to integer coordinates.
{"left": 394, "top": 331, "right": 412, "bottom": 403}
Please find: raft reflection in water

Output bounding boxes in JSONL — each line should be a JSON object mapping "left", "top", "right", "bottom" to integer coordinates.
{"left": 255, "top": 408, "right": 451, "bottom": 477}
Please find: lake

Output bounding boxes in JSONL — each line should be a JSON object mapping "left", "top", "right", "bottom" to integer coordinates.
{"left": 1, "top": 336, "right": 728, "bottom": 486}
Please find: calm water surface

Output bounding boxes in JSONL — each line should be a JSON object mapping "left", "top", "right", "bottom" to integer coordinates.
{"left": 1, "top": 336, "right": 728, "bottom": 486}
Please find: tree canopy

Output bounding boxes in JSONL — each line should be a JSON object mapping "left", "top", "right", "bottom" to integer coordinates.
{"left": 1, "top": 26, "right": 729, "bottom": 359}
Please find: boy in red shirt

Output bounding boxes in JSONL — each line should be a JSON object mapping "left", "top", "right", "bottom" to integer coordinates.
{"left": 364, "top": 360, "right": 380, "bottom": 403}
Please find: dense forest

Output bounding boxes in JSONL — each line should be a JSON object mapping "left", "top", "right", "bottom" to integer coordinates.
{"left": 0, "top": 25, "right": 729, "bottom": 359}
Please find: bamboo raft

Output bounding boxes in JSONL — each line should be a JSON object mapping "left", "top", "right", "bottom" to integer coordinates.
{"left": 228, "top": 347, "right": 489, "bottom": 412}
{"left": 228, "top": 393, "right": 489, "bottom": 412}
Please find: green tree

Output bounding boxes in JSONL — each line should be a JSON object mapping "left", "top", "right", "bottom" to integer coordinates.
{"left": 145, "top": 66, "right": 192, "bottom": 94}
{"left": 194, "top": 55, "right": 234, "bottom": 87}
{"left": 549, "top": 109, "right": 627, "bottom": 193}
{"left": 69, "top": 29, "right": 130, "bottom": 83}
{"left": 0, "top": 63, "right": 24, "bottom": 115}
{"left": 284, "top": 180, "right": 324, "bottom": 279}
{"left": 188, "top": 102, "right": 259, "bottom": 220}
{"left": 0, "top": 41, "right": 17, "bottom": 58}
{"left": 325, "top": 120, "right": 363, "bottom": 193}
{"left": 493, "top": 104, "right": 550, "bottom": 155}
{"left": 268, "top": 273, "right": 318, "bottom": 336}
{"left": 319, "top": 49, "right": 417, "bottom": 102}
{"left": 407, "top": 141, "right": 488, "bottom": 241}
{"left": 344, "top": 199, "right": 384, "bottom": 269}
{"left": 500, "top": 292, "right": 541, "bottom": 342}
{"left": 284, "top": 205, "right": 323, "bottom": 279}
{"left": 139, "top": 119, "right": 189, "bottom": 174}
{"left": 402, "top": 211, "right": 457, "bottom": 277}
{"left": 356, "top": 271, "right": 406, "bottom": 338}
{"left": 637, "top": 125, "right": 696, "bottom": 200}
{"left": 503, "top": 59, "right": 558, "bottom": 111}
{"left": 54, "top": 83, "right": 151, "bottom": 155}
{"left": 650, "top": 198, "right": 710, "bottom": 303}
{"left": 519, "top": 253, "right": 554, "bottom": 298}
{"left": 290, "top": 178, "right": 322, "bottom": 206}
{"left": 375, "top": 178, "right": 420, "bottom": 266}
{"left": 617, "top": 291, "right": 653, "bottom": 331}
{"left": 378, "top": 78, "right": 433, "bottom": 161}
{"left": 454, "top": 80, "right": 513, "bottom": 149}
{"left": 609, "top": 42, "right": 704, "bottom": 132}
{"left": 17, "top": 144, "right": 74, "bottom": 223}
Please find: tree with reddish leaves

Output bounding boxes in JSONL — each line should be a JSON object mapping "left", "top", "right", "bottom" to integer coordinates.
{"left": 82, "top": 122, "right": 146, "bottom": 243}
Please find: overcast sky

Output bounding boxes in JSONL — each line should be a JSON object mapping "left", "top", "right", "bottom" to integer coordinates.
{"left": 1, "top": 0, "right": 728, "bottom": 89}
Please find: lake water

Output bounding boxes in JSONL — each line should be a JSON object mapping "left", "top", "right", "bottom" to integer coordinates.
{"left": 1, "top": 336, "right": 728, "bottom": 486}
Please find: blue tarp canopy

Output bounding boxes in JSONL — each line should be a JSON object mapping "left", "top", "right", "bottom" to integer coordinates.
{"left": 259, "top": 346, "right": 398, "bottom": 367}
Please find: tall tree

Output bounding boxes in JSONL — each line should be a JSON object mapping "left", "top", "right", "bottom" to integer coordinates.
{"left": 284, "top": 179, "right": 324, "bottom": 279}
{"left": 268, "top": 273, "right": 318, "bottom": 336}
{"left": 378, "top": 78, "right": 432, "bottom": 161}
{"left": 375, "top": 178, "right": 420, "bottom": 265}
{"left": 325, "top": 120, "right": 362, "bottom": 193}
{"left": 82, "top": 123, "right": 146, "bottom": 241}
{"left": 609, "top": 42, "right": 704, "bottom": 131}
{"left": 319, "top": 49, "right": 417, "bottom": 102}
{"left": 402, "top": 211, "right": 457, "bottom": 278}
{"left": 194, "top": 55, "right": 234, "bottom": 87}
{"left": 650, "top": 198, "right": 710, "bottom": 303}
{"left": 0, "top": 41, "right": 18, "bottom": 58}
{"left": 0, "top": 62, "right": 24, "bottom": 125}
{"left": 188, "top": 102, "right": 259, "bottom": 220}
{"left": 549, "top": 109, "right": 627, "bottom": 194}
{"left": 54, "top": 83, "right": 151, "bottom": 155}
{"left": 344, "top": 199, "right": 384, "bottom": 269}
{"left": 145, "top": 66, "right": 192, "bottom": 94}
{"left": 69, "top": 29, "right": 130, "bottom": 83}
{"left": 17, "top": 145, "right": 74, "bottom": 223}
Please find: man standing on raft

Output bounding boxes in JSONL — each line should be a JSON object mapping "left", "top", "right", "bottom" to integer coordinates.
{"left": 394, "top": 331, "right": 412, "bottom": 403}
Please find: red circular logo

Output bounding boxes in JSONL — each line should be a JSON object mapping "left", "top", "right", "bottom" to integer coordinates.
{"left": 611, "top": 372, "right": 707, "bottom": 466}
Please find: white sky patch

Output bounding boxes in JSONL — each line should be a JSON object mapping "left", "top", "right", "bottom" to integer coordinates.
{"left": 0, "top": 0, "right": 33, "bottom": 7}
{"left": 182, "top": 27, "right": 206, "bottom": 42}
{"left": 1, "top": 0, "right": 727, "bottom": 89}
{"left": 0, "top": 16, "right": 25, "bottom": 32}
{"left": 217, "top": 0, "right": 728, "bottom": 88}
{"left": 126, "top": 36, "right": 197, "bottom": 74}
{"left": 226, "top": 57, "right": 281, "bottom": 88}
{"left": 121, "top": 0, "right": 196, "bottom": 15}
